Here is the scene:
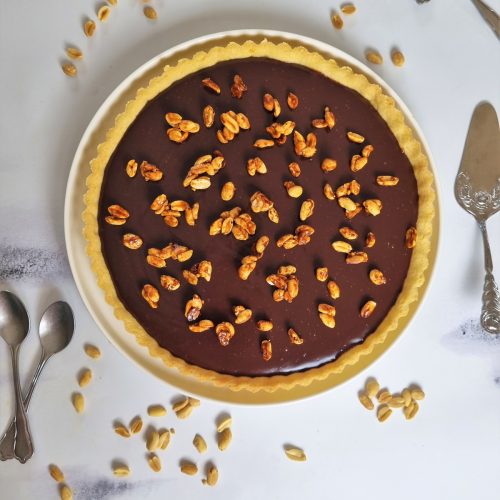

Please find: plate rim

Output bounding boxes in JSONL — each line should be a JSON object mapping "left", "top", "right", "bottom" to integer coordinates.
{"left": 64, "top": 29, "right": 441, "bottom": 405}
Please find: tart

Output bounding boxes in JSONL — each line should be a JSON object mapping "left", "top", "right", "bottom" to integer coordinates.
{"left": 83, "top": 40, "right": 434, "bottom": 392}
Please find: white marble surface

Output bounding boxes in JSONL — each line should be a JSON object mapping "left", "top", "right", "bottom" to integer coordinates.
{"left": 1, "top": 0, "right": 500, "bottom": 499}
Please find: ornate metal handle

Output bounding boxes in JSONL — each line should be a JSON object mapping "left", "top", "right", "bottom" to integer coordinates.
{"left": 479, "top": 221, "right": 500, "bottom": 333}
{"left": 10, "top": 345, "right": 34, "bottom": 463}
{"left": 481, "top": 272, "right": 500, "bottom": 333}
{"left": 0, "top": 354, "right": 47, "bottom": 461}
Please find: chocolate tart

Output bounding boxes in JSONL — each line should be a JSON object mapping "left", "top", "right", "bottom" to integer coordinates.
{"left": 83, "top": 40, "right": 435, "bottom": 392}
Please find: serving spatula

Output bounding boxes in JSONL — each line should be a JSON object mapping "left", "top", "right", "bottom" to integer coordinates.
{"left": 455, "top": 102, "right": 500, "bottom": 333}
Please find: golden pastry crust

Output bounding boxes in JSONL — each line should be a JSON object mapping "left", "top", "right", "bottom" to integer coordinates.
{"left": 83, "top": 39, "right": 435, "bottom": 393}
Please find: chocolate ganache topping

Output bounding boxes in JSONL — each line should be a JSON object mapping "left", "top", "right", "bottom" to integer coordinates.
{"left": 98, "top": 58, "right": 418, "bottom": 377}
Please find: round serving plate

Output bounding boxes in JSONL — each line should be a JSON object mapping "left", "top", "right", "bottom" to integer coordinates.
{"left": 64, "top": 29, "right": 440, "bottom": 405}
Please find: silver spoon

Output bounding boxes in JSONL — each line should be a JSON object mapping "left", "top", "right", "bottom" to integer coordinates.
{"left": 0, "top": 290, "right": 32, "bottom": 462}
{"left": 0, "top": 301, "right": 74, "bottom": 462}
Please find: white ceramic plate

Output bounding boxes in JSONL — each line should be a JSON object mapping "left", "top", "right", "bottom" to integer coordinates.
{"left": 64, "top": 29, "right": 440, "bottom": 405}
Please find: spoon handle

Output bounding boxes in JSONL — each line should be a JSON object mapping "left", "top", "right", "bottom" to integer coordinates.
{"left": 10, "top": 345, "right": 34, "bottom": 463}
{"left": 479, "top": 221, "right": 500, "bottom": 333}
{"left": 0, "top": 355, "right": 46, "bottom": 461}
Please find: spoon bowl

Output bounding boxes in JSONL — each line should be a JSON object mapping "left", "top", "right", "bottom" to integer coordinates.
{"left": 0, "top": 291, "right": 30, "bottom": 346}
{"left": 39, "top": 301, "right": 74, "bottom": 355}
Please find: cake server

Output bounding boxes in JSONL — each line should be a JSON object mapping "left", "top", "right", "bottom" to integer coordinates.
{"left": 0, "top": 291, "right": 33, "bottom": 462}
{"left": 455, "top": 102, "right": 500, "bottom": 333}
{"left": 471, "top": 0, "right": 500, "bottom": 37}
{"left": 0, "top": 301, "right": 74, "bottom": 462}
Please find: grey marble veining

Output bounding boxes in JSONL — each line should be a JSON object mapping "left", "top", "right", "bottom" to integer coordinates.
{"left": 75, "top": 476, "right": 142, "bottom": 500}
{"left": 0, "top": 244, "right": 70, "bottom": 283}
{"left": 443, "top": 318, "right": 500, "bottom": 385}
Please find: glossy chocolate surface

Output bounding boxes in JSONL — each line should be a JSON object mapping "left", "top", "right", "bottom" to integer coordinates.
{"left": 98, "top": 58, "right": 418, "bottom": 376}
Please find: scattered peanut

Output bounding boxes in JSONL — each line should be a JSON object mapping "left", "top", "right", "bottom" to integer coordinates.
{"left": 261, "top": 339, "right": 272, "bottom": 361}
{"left": 341, "top": 3, "right": 356, "bottom": 14}
{"left": 332, "top": 240, "right": 353, "bottom": 253}
{"left": 411, "top": 387, "right": 425, "bottom": 400}
{"left": 247, "top": 157, "right": 267, "bottom": 176}
{"left": 193, "top": 434, "right": 207, "bottom": 453}
{"left": 284, "top": 447, "right": 307, "bottom": 462}
{"left": 365, "top": 378, "right": 380, "bottom": 398}
{"left": 148, "top": 405, "right": 167, "bottom": 417}
{"left": 61, "top": 63, "right": 77, "bottom": 78}
{"left": 217, "top": 416, "right": 232, "bottom": 433}
{"left": 327, "top": 280, "right": 340, "bottom": 300}
{"left": 257, "top": 320, "right": 273, "bottom": 332}
{"left": 181, "top": 462, "right": 198, "bottom": 475}
{"left": 231, "top": 74, "right": 247, "bottom": 99}
{"left": 288, "top": 162, "right": 301, "bottom": 177}
{"left": 377, "top": 175, "right": 399, "bottom": 186}
{"left": 404, "top": 401, "right": 419, "bottom": 420}
{"left": 122, "top": 233, "right": 143, "bottom": 250}
{"left": 284, "top": 181, "right": 303, "bottom": 198}
{"left": 60, "top": 485, "right": 73, "bottom": 500}
{"left": 159, "top": 430, "right": 171, "bottom": 450}
{"left": 389, "top": 396, "right": 406, "bottom": 408}
{"left": 366, "top": 50, "right": 383, "bottom": 65}
{"left": 377, "top": 405, "right": 392, "bottom": 422}
{"left": 84, "top": 344, "right": 101, "bottom": 359}
{"left": 143, "top": 6, "right": 157, "bottom": 20}
{"left": 288, "top": 328, "right": 304, "bottom": 345}
{"left": 83, "top": 19, "right": 96, "bottom": 37}
{"left": 406, "top": 226, "right": 417, "bottom": 248}
{"left": 364, "top": 199, "right": 383, "bottom": 216}
{"left": 205, "top": 465, "right": 218, "bottom": 486}
{"left": 339, "top": 227, "right": 358, "bottom": 240}
{"left": 202, "top": 78, "right": 221, "bottom": 94}
{"left": 233, "top": 306, "right": 252, "bottom": 324}
{"left": 72, "top": 393, "right": 84, "bottom": 413}
{"left": 365, "top": 232, "right": 376, "bottom": 248}
{"left": 377, "top": 389, "right": 392, "bottom": 404}
{"left": 217, "top": 428, "right": 232, "bottom": 451}
{"left": 78, "top": 369, "right": 92, "bottom": 388}
{"left": 129, "top": 416, "right": 143, "bottom": 434}
{"left": 323, "top": 183, "right": 335, "bottom": 200}
{"left": 147, "top": 430, "right": 160, "bottom": 452}
{"left": 66, "top": 47, "right": 83, "bottom": 60}
{"left": 299, "top": 199, "right": 315, "bottom": 221}
{"left": 347, "top": 131, "right": 365, "bottom": 143}
{"left": 391, "top": 50, "right": 405, "bottom": 67}
{"left": 402, "top": 388, "right": 413, "bottom": 407}
{"left": 148, "top": 454, "right": 162, "bottom": 472}
{"left": 221, "top": 182, "right": 236, "bottom": 201}
{"left": 49, "top": 464, "right": 65, "bottom": 483}
{"left": 331, "top": 13, "right": 343, "bottom": 29}
{"left": 360, "top": 300, "right": 377, "bottom": 318}
{"left": 287, "top": 92, "right": 299, "bottom": 109}
{"left": 351, "top": 155, "right": 368, "bottom": 172}
{"left": 316, "top": 267, "right": 329, "bottom": 282}
{"left": 321, "top": 158, "right": 337, "bottom": 172}
{"left": 358, "top": 392, "right": 374, "bottom": 410}
{"left": 346, "top": 251, "right": 368, "bottom": 264}
{"left": 97, "top": 5, "right": 111, "bottom": 22}
{"left": 114, "top": 425, "right": 131, "bottom": 438}
{"left": 369, "top": 269, "right": 387, "bottom": 285}
{"left": 142, "top": 284, "right": 160, "bottom": 309}
{"left": 215, "top": 322, "right": 235, "bottom": 347}
{"left": 113, "top": 465, "right": 130, "bottom": 477}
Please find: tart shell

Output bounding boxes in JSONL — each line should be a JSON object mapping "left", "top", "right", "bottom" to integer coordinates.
{"left": 83, "top": 40, "right": 435, "bottom": 393}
